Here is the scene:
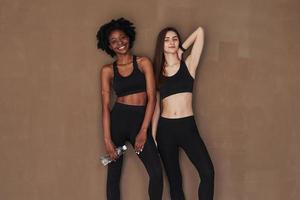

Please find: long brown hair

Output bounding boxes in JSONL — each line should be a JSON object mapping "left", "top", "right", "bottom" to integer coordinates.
{"left": 153, "top": 27, "right": 183, "bottom": 87}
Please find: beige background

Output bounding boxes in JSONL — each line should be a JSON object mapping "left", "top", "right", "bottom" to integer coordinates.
{"left": 1, "top": 0, "right": 300, "bottom": 199}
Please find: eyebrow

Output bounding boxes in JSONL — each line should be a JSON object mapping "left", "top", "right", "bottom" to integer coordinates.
{"left": 165, "top": 36, "right": 178, "bottom": 39}
{"left": 109, "top": 35, "right": 126, "bottom": 40}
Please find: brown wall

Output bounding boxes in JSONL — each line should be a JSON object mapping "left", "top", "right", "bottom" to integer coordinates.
{"left": 1, "top": 0, "right": 299, "bottom": 199}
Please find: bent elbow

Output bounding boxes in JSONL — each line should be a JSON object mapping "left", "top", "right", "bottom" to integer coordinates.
{"left": 197, "top": 26, "right": 204, "bottom": 32}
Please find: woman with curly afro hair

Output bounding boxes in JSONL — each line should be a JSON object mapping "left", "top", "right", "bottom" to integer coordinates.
{"left": 96, "top": 18, "right": 163, "bottom": 200}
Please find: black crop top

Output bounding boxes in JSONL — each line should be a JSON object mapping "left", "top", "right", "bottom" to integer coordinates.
{"left": 112, "top": 55, "right": 146, "bottom": 97}
{"left": 159, "top": 60, "right": 194, "bottom": 100}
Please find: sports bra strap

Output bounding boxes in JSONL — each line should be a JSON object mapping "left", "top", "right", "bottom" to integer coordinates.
{"left": 132, "top": 55, "right": 137, "bottom": 70}
{"left": 112, "top": 60, "right": 118, "bottom": 74}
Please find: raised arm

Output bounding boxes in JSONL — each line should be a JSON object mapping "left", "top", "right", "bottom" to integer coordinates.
{"left": 181, "top": 27, "right": 204, "bottom": 78}
{"left": 101, "top": 65, "right": 118, "bottom": 160}
{"left": 134, "top": 57, "right": 157, "bottom": 152}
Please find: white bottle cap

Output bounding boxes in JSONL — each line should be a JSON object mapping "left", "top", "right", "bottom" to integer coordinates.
{"left": 122, "top": 145, "right": 127, "bottom": 150}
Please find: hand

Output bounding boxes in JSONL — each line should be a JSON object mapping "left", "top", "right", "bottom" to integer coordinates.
{"left": 135, "top": 130, "right": 147, "bottom": 154}
{"left": 177, "top": 48, "right": 183, "bottom": 60}
{"left": 104, "top": 140, "right": 118, "bottom": 161}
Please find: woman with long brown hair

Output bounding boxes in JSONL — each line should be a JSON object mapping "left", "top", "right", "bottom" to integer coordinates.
{"left": 152, "top": 27, "right": 215, "bottom": 200}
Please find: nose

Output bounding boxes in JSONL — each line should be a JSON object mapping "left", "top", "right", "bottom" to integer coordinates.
{"left": 169, "top": 40, "right": 175, "bottom": 46}
{"left": 117, "top": 40, "right": 123, "bottom": 45}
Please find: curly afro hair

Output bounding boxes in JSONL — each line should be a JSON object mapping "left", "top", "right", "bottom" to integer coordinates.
{"left": 96, "top": 17, "right": 136, "bottom": 57}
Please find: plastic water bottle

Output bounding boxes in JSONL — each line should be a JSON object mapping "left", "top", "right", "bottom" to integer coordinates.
{"left": 100, "top": 145, "right": 127, "bottom": 166}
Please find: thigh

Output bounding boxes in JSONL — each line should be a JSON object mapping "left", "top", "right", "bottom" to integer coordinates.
{"left": 135, "top": 131, "right": 162, "bottom": 175}
{"left": 156, "top": 122, "right": 182, "bottom": 181}
{"left": 180, "top": 121, "right": 214, "bottom": 174}
{"left": 110, "top": 108, "right": 127, "bottom": 147}
{"left": 158, "top": 141, "right": 180, "bottom": 177}
{"left": 107, "top": 154, "right": 124, "bottom": 174}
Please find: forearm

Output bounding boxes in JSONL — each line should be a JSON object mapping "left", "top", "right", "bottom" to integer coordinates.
{"left": 182, "top": 26, "right": 204, "bottom": 50}
{"left": 140, "top": 95, "right": 156, "bottom": 134}
{"left": 102, "top": 104, "right": 112, "bottom": 142}
{"left": 151, "top": 94, "right": 160, "bottom": 139}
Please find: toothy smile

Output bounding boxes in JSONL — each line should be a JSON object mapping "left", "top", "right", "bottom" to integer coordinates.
{"left": 118, "top": 45, "right": 126, "bottom": 50}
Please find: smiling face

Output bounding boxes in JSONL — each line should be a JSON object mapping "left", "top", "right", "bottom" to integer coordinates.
{"left": 164, "top": 31, "right": 180, "bottom": 54}
{"left": 108, "top": 29, "right": 130, "bottom": 55}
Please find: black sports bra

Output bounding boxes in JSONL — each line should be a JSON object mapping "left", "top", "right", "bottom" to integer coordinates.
{"left": 112, "top": 55, "right": 146, "bottom": 97}
{"left": 159, "top": 60, "right": 194, "bottom": 100}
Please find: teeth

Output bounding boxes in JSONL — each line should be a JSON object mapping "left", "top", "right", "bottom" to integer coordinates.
{"left": 118, "top": 46, "right": 125, "bottom": 50}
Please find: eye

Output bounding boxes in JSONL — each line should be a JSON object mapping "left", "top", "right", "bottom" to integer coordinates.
{"left": 121, "top": 35, "right": 128, "bottom": 40}
{"left": 110, "top": 40, "right": 117, "bottom": 45}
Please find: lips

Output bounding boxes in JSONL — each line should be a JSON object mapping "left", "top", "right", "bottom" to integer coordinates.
{"left": 118, "top": 45, "right": 126, "bottom": 50}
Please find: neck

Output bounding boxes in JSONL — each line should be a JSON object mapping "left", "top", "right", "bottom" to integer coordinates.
{"left": 116, "top": 53, "right": 132, "bottom": 64}
{"left": 164, "top": 52, "right": 180, "bottom": 66}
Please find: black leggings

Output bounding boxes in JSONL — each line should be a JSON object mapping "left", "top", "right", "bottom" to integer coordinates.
{"left": 156, "top": 116, "right": 214, "bottom": 200}
{"left": 107, "top": 102, "right": 163, "bottom": 200}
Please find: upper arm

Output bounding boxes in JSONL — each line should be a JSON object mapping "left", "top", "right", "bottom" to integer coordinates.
{"left": 138, "top": 57, "right": 156, "bottom": 99}
{"left": 155, "top": 91, "right": 161, "bottom": 111}
{"left": 185, "top": 27, "right": 204, "bottom": 76}
{"left": 100, "top": 64, "right": 113, "bottom": 107}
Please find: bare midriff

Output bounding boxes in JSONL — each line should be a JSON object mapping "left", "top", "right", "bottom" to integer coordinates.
{"left": 116, "top": 91, "right": 147, "bottom": 106}
{"left": 161, "top": 92, "right": 194, "bottom": 118}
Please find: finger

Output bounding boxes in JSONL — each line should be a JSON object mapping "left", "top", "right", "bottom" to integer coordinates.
{"left": 114, "top": 151, "right": 119, "bottom": 159}
{"left": 135, "top": 146, "right": 141, "bottom": 154}
{"left": 135, "top": 148, "right": 140, "bottom": 154}
{"left": 110, "top": 151, "right": 118, "bottom": 160}
{"left": 136, "top": 146, "right": 144, "bottom": 155}
{"left": 137, "top": 144, "right": 142, "bottom": 151}
{"left": 109, "top": 154, "right": 115, "bottom": 161}
{"left": 135, "top": 143, "right": 140, "bottom": 152}
{"left": 110, "top": 153, "right": 116, "bottom": 160}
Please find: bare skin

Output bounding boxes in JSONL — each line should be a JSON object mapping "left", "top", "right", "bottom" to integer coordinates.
{"left": 101, "top": 29, "right": 156, "bottom": 160}
{"left": 152, "top": 27, "right": 204, "bottom": 140}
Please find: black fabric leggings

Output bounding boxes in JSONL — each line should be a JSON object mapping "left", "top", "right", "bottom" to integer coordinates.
{"left": 107, "top": 102, "right": 163, "bottom": 200}
{"left": 156, "top": 116, "right": 214, "bottom": 200}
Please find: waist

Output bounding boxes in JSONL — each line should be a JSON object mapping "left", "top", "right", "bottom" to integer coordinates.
{"left": 112, "top": 102, "right": 146, "bottom": 113}
{"left": 160, "top": 93, "right": 193, "bottom": 118}
{"left": 158, "top": 115, "right": 197, "bottom": 131}
{"left": 159, "top": 115, "right": 195, "bottom": 121}
{"left": 161, "top": 109, "right": 194, "bottom": 119}
{"left": 116, "top": 91, "right": 147, "bottom": 105}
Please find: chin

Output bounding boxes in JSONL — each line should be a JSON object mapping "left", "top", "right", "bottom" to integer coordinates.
{"left": 165, "top": 49, "right": 178, "bottom": 54}
{"left": 115, "top": 47, "right": 129, "bottom": 54}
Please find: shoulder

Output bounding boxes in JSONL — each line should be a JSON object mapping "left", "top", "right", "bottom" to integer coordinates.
{"left": 136, "top": 56, "right": 152, "bottom": 64}
{"left": 136, "top": 56, "right": 153, "bottom": 71}
{"left": 100, "top": 63, "right": 114, "bottom": 77}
